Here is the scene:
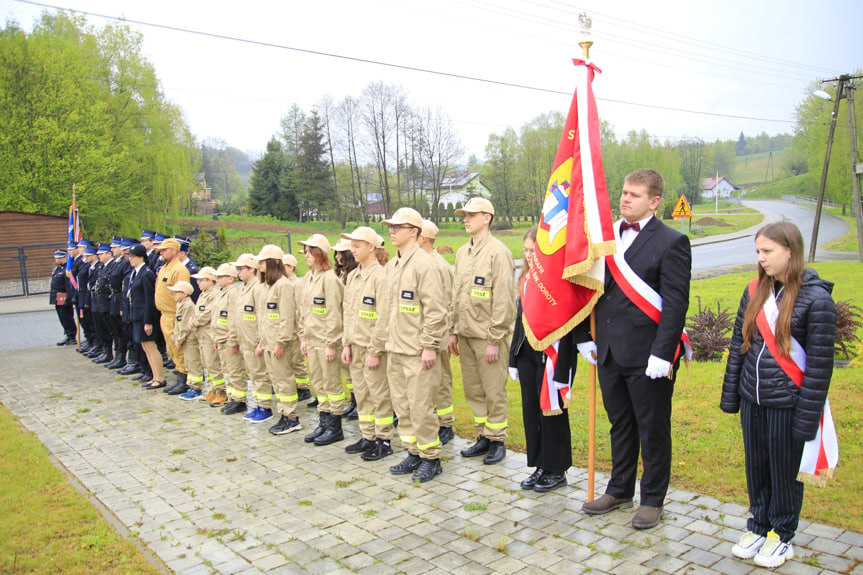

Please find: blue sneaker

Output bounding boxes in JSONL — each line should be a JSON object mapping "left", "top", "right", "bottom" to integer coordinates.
{"left": 249, "top": 408, "right": 274, "bottom": 424}
{"left": 179, "top": 388, "right": 202, "bottom": 402}
{"left": 243, "top": 406, "right": 261, "bottom": 421}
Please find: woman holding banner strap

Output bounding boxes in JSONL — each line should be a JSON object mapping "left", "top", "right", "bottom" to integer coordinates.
{"left": 721, "top": 222, "right": 837, "bottom": 569}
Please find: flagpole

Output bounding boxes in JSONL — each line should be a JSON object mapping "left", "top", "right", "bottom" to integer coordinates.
{"left": 72, "top": 184, "right": 81, "bottom": 346}
{"left": 579, "top": 13, "right": 597, "bottom": 504}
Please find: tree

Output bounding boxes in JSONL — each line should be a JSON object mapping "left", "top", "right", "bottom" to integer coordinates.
{"left": 247, "top": 138, "right": 295, "bottom": 220}
{"left": 361, "top": 82, "right": 399, "bottom": 215}
{"left": 199, "top": 138, "right": 244, "bottom": 211}
{"left": 679, "top": 138, "right": 705, "bottom": 205}
{"left": 735, "top": 132, "right": 747, "bottom": 156}
{"left": 417, "top": 106, "right": 464, "bottom": 222}
{"left": 518, "top": 111, "right": 564, "bottom": 220}
{"left": 294, "top": 110, "right": 332, "bottom": 221}
{"left": 336, "top": 96, "right": 369, "bottom": 225}
{"left": 483, "top": 128, "right": 520, "bottom": 225}
{"left": 0, "top": 12, "right": 195, "bottom": 235}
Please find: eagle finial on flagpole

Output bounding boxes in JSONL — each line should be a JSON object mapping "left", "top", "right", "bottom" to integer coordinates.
{"left": 578, "top": 11, "right": 593, "bottom": 59}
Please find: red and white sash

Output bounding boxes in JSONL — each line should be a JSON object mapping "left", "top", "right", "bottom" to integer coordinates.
{"left": 605, "top": 222, "right": 692, "bottom": 362}
{"left": 749, "top": 279, "right": 839, "bottom": 487}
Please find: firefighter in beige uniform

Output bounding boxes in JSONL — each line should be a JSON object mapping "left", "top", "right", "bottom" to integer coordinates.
{"left": 230, "top": 253, "right": 274, "bottom": 424}
{"left": 298, "top": 234, "right": 346, "bottom": 446}
{"left": 173, "top": 270, "right": 210, "bottom": 400}
{"left": 211, "top": 263, "right": 247, "bottom": 415}
{"left": 189, "top": 267, "right": 223, "bottom": 403}
{"left": 253, "top": 245, "right": 303, "bottom": 434}
{"left": 419, "top": 219, "right": 456, "bottom": 445}
{"left": 371, "top": 208, "right": 448, "bottom": 483}
{"left": 283, "top": 253, "right": 311, "bottom": 402}
{"left": 154, "top": 238, "right": 191, "bottom": 383}
{"left": 449, "top": 197, "right": 516, "bottom": 465}
{"left": 340, "top": 226, "right": 394, "bottom": 461}
{"left": 168, "top": 282, "right": 196, "bottom": 396}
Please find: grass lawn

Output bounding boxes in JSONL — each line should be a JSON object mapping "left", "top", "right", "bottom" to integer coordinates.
{"left": 451, "top": 261, "right": 863, "bottom": 532}
{"left": 0, "top": 404, "right": 160, "bottom": 574}
{"left": 821, "top": 206, "right": 861, "bottom": 252}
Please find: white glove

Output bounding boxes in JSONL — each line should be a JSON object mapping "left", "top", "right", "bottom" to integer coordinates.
{"left": 645, "top": 354, "right": 672, "bottom": 379}
{"left": 577, "top": 341, "right": 597, "bottom": 365}
{"left": 508, "top": 367, "right": 520, "bottom": 381}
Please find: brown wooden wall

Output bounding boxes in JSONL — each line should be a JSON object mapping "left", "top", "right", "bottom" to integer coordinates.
{"left": 0, "top": 211, "right": 68, "bottom": 281}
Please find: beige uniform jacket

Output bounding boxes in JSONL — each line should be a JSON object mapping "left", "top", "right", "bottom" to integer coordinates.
{"left": 287, "top": 275, "right": 304, "bottom": 338}
{"left": 232, "top": 276, "right": 266, "bottom": 349}
{"left": 370, "top": 243, "right": 447, "bottom": 357}
{"left": 173, "top": 297, "right": 195, "bottom": 345}
{"left": 342, "top": 261, "right": 385, "bottom": 351}
{"left": 193, "top": 286, "right": 220, "bottom": 330}
{"left": 260, "top": 276, "right": 297, "bottom": 347}
{"left": 299, "top": 269, "right": 343, "bottom": 347}
{"left": 431, "top": 250, "right": 455, "bottom": 351}
{"left": 453, "top": 232, "right": 516, "bottom": 344}
{"left": 155, "top": 259, "right": 191, "bottom": 314}
{"left": 211, "top": 283, "right": 238, "bottom": 346}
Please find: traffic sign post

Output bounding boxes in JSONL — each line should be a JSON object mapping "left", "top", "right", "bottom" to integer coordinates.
{"left": 671, "top": 194, "right": 692, "bottom": 233}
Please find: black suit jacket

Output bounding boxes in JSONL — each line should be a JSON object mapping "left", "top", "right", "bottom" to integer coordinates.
{"left": 578, "top": 217, "right": 691, "bottom": 369}
{"left": 129, "top": 266, "right": 157, "bottom": 325}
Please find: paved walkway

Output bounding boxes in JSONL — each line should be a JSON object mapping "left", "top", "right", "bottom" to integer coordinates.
{"left": 1, "top": 347, "right": 861, "bottom": 574}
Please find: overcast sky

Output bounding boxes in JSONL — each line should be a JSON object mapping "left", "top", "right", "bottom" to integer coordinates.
{"left": 3, "top": 0, "right": 861, "bottom": 161}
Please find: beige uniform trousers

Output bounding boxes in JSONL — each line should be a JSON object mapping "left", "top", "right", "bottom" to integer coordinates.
{"left": 388, "top": 352, "right": 441, "bottom": 460}
{"left": 459, "top": 336, "right": 509, "bottom": 441}
{"left": 184, "top": 329, "right": 204, "bottom": 389}
{"left": 198, "top": 329, "right": 223, "bottom": 390}
{"left": 308, "top": 344, "right": 345, "bottom": 414}
{"left": 436, "top": 349, "right": 455, "bottom": 428}
{"left": 216, "top": 343, "right": 246, "bottom": 399}
{"left": 160, "top": 313, "right": 185, "bottom": 373}
{"left": 349, "top": 346, "right": 393, "bottom": 441}
{"left": 264, "top": 348, "right": 297, "bottom": 418}
{"left": 289, "top": 339, "right": 310, "bottom": 391}
{"left": 241, "top": 345, "right": 272, "bottom": 409}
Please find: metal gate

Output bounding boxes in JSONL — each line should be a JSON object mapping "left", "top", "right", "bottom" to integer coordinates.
{"left": 0, "top": 243, "right": 68, "bottom": 299}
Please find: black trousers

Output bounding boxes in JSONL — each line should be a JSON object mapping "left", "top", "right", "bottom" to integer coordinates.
{"left": 93, "top": 310, "right": 110, "bottom": 347}
{"left": 79, "top": 307, "right": 95, "bottom": 342}
{"left": 517, "top": 353, "right": 572, "bottom": 474}
{"left": 740, "top": 398, "right": 805, "bottom": 543}
{"left": 598, "top": 350, "right": 675, "bottom": 507}
{"left": 55, "top": 304, "right": 76, "bottom": 338}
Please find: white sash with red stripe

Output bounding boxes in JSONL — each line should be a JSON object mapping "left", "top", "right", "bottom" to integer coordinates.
{"left": 749, "top": 279, "right": 838, "bottom": 487}
{"left": 605, "top": 222, "right": 692, "bottom": 362}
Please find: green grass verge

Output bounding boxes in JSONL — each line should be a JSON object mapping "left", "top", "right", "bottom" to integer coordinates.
{"left": 453, "top": 261, "right": 863, "bottom": 532}
{"left": 821, "top": 206, "right": 861, "bottom": 252}
{"left": 0, "top": 404, "right": 160, "bottom": 574}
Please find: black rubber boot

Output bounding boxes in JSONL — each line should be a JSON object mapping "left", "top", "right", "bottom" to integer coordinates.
{"left": 106, "top": 346, "right": 126, "bottom": 369}
{"left": 343, "top": 393, "right": 358, "bottom": 420}
{"left": 165, "top": 372, "right": 188, "bottom": 395}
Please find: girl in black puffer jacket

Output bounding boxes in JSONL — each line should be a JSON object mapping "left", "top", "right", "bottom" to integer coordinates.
{"left": 721, "top": 222, "right": 836, "bottom": 569}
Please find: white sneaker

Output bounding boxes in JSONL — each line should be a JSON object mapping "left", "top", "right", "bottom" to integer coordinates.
{"left": 754, "top": 530, "right": 793, "bottom": 568}
{"left": 732, "top": 531, "right": 766, "bottom": 559}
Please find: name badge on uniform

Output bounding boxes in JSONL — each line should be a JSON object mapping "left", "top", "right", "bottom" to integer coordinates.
{"left": 218, "top": 310, "right": 228, "bottom": 325}
{"left": 242, "top": 304, "right": 256, "bottom": 321}
{"left": 267, "top": 302, "right": 277, "bottom": 309}
{"left": 198, "top": 305, "right": 206, "bottom": 311}
{"left": 244, "top": 305, "right": 254, "bottom": 312}
{"left": 401, "top": 290, "right": 414, "bottom": 300}
{"left": 362, "top": 296, "right": 375, "bottom": 306}
{"left": 176, "top": 315, "right": 183, "bottom": 322}
{"left": 266, "top": 301, "right": 279, "bottom": 320}
{"left": 219, "top": 310, "right": 228, "bottom": 317}
{"left": 474, "top": 276, "right": 486, "bottom": 286}
{"left": 313, "top": 297, "right": 325, "bottom": 305}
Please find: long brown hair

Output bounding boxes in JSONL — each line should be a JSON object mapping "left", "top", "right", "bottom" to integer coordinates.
{"left": 262, "top": 258, "right": 286, "bottom": 286}
{"left": 306, "top": 246, "right": 332, "bottom": 272}
{"left": 739, "top": 222, "right": 804, "bottom": 355}
{"left": 518, "top": 224, "right": 539, "bottom": 295}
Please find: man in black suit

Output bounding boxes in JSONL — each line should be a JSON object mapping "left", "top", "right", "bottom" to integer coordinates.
{"left": 577, "top": 169, "right": 691, "bottom": 530}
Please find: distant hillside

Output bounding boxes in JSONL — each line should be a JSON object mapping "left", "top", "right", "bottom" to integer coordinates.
{"left": 734, "top": 149, "right": 788, "bottom": 187}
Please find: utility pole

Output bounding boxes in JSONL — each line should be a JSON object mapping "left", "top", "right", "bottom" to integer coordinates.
{"left": 846, "top": 82, "right": 863, "bottom": 262}
{"left": 809, "top": 76, "right": 848, "bottom": 263}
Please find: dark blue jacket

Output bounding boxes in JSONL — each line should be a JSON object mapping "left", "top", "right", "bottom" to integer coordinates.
{"left": 721, "top": 268, "right": 836, "bottom": 441}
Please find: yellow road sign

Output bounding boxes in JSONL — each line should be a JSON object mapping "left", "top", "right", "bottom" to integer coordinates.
{"left": 671, "top": 194, "right": 692, "bottom": 219}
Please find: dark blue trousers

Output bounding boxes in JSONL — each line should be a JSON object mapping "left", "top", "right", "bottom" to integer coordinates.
{"left": 740, "top": 398, "right": 805, "bottom": 543}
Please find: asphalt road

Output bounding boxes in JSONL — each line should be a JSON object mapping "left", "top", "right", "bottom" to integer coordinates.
{"left": 692, "top": 200, "right": 851, "bottom": 270}
{"left": 0, "top": 309, "right": 66, "bottom": 352}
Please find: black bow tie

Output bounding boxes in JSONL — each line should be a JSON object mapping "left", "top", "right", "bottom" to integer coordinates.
{"left": 621, "top": 220, "right": 640, "bottom": 232}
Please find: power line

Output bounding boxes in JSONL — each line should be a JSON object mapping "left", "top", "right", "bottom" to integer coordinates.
{"left": 11, "top": 0, "right": 795, "bottom": 127}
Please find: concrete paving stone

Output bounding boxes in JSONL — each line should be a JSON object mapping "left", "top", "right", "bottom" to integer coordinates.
{"left": 643, "top": 552, "right": 689, "bottom": 573}
{"left": 465, "top": 543, "right": 508, "bottom": 566}
{"left": 679, "top": 546, "right": 723, "bottom": 568}
{"left": 301, "top": 557, "right": 344, "bottom": 574}
{"left": 654, "top": 522, "right": 695, "bottom": 543}
{"left": 710, "top": 557, "right": 757, "bottom": 575}
{"left": 763, "top": 560, "right": 822, "bottom": 575}
{"left": 567, "top": 527, "right": 604, "bottom": 547}
{"left": 389, "top": 532, "right": 429, "bottom": 551}
{"left": 807, "top": 552, "right": 858, "bottom": 573}
{"left": 374, "top": 546, "right": 415, "bottom": 566}
{"left": 302, "top": 532, "right": 343, "bottom": 553}
{"left": 802, "top": 536, "right": 851, "bottom": 557}
{"left": 684, "top": 518, "right": 724, "bottom": 537}
{"left": 651, "top": 537, "right": 692, "bottom": 559}
{"left": 215, "top": 557, "right": 258, "bottom": 574}
{"left": 850, "top": 563, "right": 863, "bottom": 575}
{"left": 681, "top": 531, "right": 723, "bottom": 552}
{"left": 484, "top": 555, "right": 530, "bottom": 574}
{"left": 801, "top": 522, "right": 845, "bottom": 539}
{"left": 838, "top": 530, "right": 863, "bottom": 547}
{"left": 340, "top": 551, "right": 376, "bottom": 570}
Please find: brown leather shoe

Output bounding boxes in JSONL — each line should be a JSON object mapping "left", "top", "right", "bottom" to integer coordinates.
{"left": 581, "top": 493, "right": 634, "bottom": 515}
{"left": 209, "top": 389, "right": 227, "bottom": 407}
{"left": 200, "top": 389, "right": 216, "bottom": 403}
{"left": 632, "top": 505, "right": 663, "bottom": 529}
